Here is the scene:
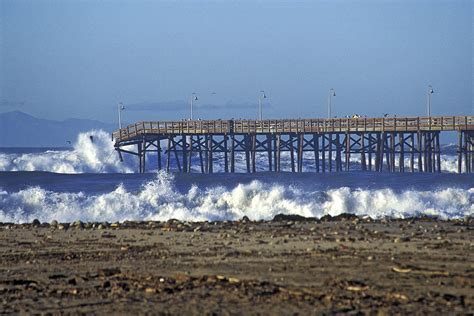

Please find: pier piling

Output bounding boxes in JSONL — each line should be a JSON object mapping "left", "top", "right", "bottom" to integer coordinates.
{"left": 113, "top": 116, "right": 474, "bottom": 174}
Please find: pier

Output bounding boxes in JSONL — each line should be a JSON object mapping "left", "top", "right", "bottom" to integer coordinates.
{"left": 112, "top": 116, "right": 474, "bottom": 174}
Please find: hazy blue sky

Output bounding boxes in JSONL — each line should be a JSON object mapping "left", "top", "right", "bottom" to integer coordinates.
{"left": 1, "top": 0, "right": 472, "bottom": 123}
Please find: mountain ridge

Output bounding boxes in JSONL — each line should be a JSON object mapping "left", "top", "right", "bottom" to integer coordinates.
{"left": 0, "top": 111, "right": 118, "bottom": 147}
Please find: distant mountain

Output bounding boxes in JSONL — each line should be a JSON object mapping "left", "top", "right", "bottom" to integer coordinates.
{"left": 0, "top": 111, "right": 118, "bottom": 147}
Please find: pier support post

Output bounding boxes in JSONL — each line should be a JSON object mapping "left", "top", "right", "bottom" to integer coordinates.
{"left": 334, "top": 134, "right": 341, "bottom": 171}
{"left": 251, "top": 134, "right": 257, "bottom": 173}
{"left": 268, "top": 134, "right": 273, "bottom": 172}
{"left": 314, "top": 133, "right": 320, "bottom": 172}
{"left": 375, "top": 133, "right": 381, "bottom": 172}
{"left": 138, "top": 142, "right": 142, "bottom": 173}
{"left": 276, "top": 134, "right": 281, "bottom": 172}
{"left": 173, "top": 138, "right": 181, "bottom": 172}
{"left": 468, "top": 132, "right": 474, "bottom": 172}
{"left": 457, "top": 132, "right": 462, "bottom": 174}
{"left": 361, "top": 133, "right": 367, "bottom": 171}
{"left": 290, "top": 135, "right": 296, "bottom": 172}
{"left": 166, "top": 137, "right": 171, "bottom": 172}
{"left": 328, "top": 133, "right": 333, "bottom": 172}
{"left": 245, "top": 135, "right": 251, "bottom": 173}
{"left": 273, "top": 135, "right": 278, "bottom": 172}
{"left": 197, "top": 136, "right": 204, "bottom": 173}
{"left": 368, "top": 134, "right": 373, "bottom": 171}
{"left": 297, "top": 134, "right": 303, "bottom": 172}
{"left": 417, "top": 132, "right": 423, "bottom": 172}
{"left": 321, "top": 134, "right": 326, "bottom": 173}
{"left": 390, "top": 132, "right": 395, "bottom": 172}
{"left": 182, "top": 136, "right": 188, "bottom": 173}
{"left": 464, "top": 132, "right": 469, "bottom": 173}
{"left": 344, "top": 133, "right": 350, "bottom": 171}
{"left": 409, "top": 133, "right": 414, "bottom": 172}
{"left": 141, "top": 138, "right": 146, "bottom": 173}
{"left": 379, "top": 133, "right": 387, "bottom": 172}
{"left": 224, "top": 135, "right": 229, "bottom": 173}
{"left": 157, "top": 138, "right": 162, "bottom": 170}
{"left": 188, "top": 136, "right": 193, "bottom": 172}
{"left": 435, "top": 132, "right": 441, "bottom": 173}
{"left": 207, "top": 135, "right": 213, "bottom": 173}
{"left": 230, "top": 134, "right": 235, "bottom": 173}
{"left": 399, "top": 133, "right": 404, "bottom": 172}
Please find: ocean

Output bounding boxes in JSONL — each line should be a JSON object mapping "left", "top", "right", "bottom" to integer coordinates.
{"left": 0, "top": 130, "right": 473, "bottom": 223}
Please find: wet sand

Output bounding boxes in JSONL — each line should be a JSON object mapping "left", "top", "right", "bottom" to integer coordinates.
{"left": 0, "top": 215, "right": 473, "bottom": 314}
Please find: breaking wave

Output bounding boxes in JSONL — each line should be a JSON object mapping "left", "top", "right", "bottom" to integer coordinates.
{"left": 0, "top": 130, "right": 135, "bottom": 173}
{"left": 0, "top": 172, "right": 472, "bottom": 223}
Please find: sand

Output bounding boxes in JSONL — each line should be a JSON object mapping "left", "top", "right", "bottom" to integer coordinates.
{"left": 0, "top": 215, "right": 473, "bottom": 314}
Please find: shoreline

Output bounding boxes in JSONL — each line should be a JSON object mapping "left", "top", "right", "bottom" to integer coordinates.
{"left": 1, "top": 212, "right": 473, "bottom": 227}
{"left": 1, "top": 215, "right": 473, "bottom": 314}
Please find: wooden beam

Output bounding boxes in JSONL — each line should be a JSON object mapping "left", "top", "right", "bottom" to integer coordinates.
{"left": 290, "top": 135, "right": 295, "bottom": 173}
{"left": 230, "top": 134, "right": 235, "bottom": 173}
{"left": 208, "top": 135, "right": 213, "bottom": 174}
{"left": 457, "top": 132, "right": 462, "bottom": 174}
{"left": 166, "top": 137, "right": 171, "bottom": 172}
{"left": 268, "top": 134, "right": 273, "bottom": 172}
{"left": 251, "top": 134, "right": 257, "bottom": 173}
{"left": 182, "top": 136, "right": 188, "bottom": 173}
{"left": 276, "top": 134, "right": 281, "bottom": 172}
{"left": 224, "top": 135, "right": 229, "bottom": 173}
{"left": 321, "top": 134, "right": 326, "bottom": 173}
{"left": 361, "top": 133, "right": 366, "bottom": 171}
{"left": 314, "top": 133, "right": 319, "bottom": 172}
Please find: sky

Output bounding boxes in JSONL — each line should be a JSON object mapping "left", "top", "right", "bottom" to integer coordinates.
{"left": 0, "top": 0, "right": 472, "bottom": 124}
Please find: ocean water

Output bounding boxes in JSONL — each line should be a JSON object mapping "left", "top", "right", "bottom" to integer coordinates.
{"left": 0, "top": 130, "right": 472, "bottom": 223}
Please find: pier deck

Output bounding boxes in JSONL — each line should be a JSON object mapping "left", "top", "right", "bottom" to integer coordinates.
{"left": 113, "top": 116, "right": 474, "bottom": 174}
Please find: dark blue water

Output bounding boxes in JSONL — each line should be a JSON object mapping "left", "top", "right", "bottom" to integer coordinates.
{"left": 0, "top": 142, "right": 472, "bottom": 223}
{"left": 0, "top": 171, "right": 473, "bottom": 194}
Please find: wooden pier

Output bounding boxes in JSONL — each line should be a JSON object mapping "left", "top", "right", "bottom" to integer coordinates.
{"left": 112, "top": 116, "right": 474, "bottom": 174}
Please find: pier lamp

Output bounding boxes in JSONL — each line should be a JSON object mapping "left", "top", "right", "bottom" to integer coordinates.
{"left": 190, "top": 93, "right": 198, "bottom": 120}
{"left": 118, "top": 102, "right": 125, "bottom": 129}
{"left": 427, "top": 85, "right": 434, "bottom": 117}
{"left": 328, "top": 88, "right": 336, "bottom": 119}
{"left": 258, "top": 90, "right": 266, "bottom": 120}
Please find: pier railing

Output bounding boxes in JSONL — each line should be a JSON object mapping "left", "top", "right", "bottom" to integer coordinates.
{"left": 113, "top": 116, "right": 474, "bottom": 143}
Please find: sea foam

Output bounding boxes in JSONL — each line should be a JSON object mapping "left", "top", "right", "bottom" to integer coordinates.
{"left": 0, "top": 171, "right": 472, "bottom": 223}
{"left": 0, "top": 130, "right": 135, "bottom": 173}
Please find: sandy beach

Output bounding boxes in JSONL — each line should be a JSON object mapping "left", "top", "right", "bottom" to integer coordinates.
{"left": 0, "top": 215, "right": 472, "bottom": 314}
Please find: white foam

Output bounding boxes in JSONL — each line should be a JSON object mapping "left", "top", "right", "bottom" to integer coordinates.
{"left": 0, "top": 130, "right": 135, "bottom": 173}
{"left": 0, "top": 171, "right": 472, "bottom": 223}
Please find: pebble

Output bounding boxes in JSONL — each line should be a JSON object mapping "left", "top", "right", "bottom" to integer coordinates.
{"left": 72, "top": 220, "right": 84, "bottom": 229}
{"left": 240, "top": 216, "right": 250, "bottom": 223}
{"left": 50, "top": 220, "right": 58, "bottom": 228}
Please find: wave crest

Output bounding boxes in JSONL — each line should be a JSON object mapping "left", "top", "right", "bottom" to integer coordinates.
{"left": 0, "top": 130, "right": 134, "bottom": 173}
{"left": 1, "top": 171, "right": 472, "bottom": 223}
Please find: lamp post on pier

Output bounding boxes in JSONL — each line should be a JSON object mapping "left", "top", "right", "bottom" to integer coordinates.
{"left": 258, "top": 90, "right": 266, "bottom": 120}
{"left": 190, "top": 93, "right": 198, "bottom": 120}
{"left": 118, "top": 102, "right": 125, "bottom": 129}
{"left": 328, "top": 88, "right": 336, "bottom": 119}
{"left": 427, "top": 85, "right": 434, "bottom": 116}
